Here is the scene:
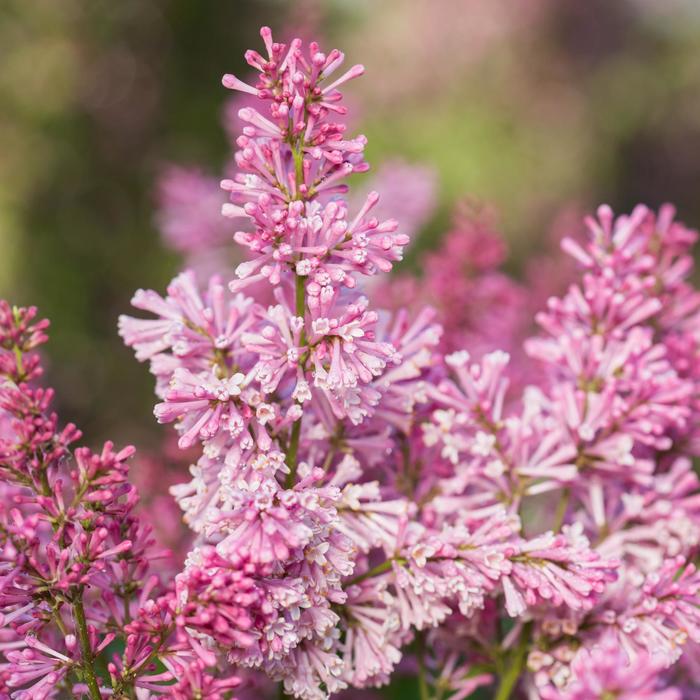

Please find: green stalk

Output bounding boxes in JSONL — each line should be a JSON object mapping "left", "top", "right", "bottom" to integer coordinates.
{"left": 294, "top": 273, "right": 306, "bottom": 334}
{"left": 13, "top": 345, "right": 24, "bottom": 379}
{"left": 284, "top": 418, "right": 302, "bottom": 488}
{"left": 494, "top": 622, "right": 532, "bottom": 700}
{"left": 416, "top": 631, "right": 430, "bottom": 700}
{"left": 293, "top": 145, "right": 304, "bottom": 196}
{"left": 552, "top": 488, "right": 570, "bottom": 532}
{"left": 284, "top": 274, "right": 307, "bottom": 489}
{"left": 73, "top": 596, "right": 103, "bottom": 700}
{"left": 345, "top": 558, "right": 402, "bottom": 587}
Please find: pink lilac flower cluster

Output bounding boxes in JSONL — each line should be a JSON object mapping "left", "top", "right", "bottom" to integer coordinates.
{"left": 118, "top": 27, "right": 700, "bottom": 699}
{"left": 0, "top": 301, "right": 240, "bottom": 699}
{"left": 155, "top": 23, "right": 436, "bottom": 283}
{"left": 375, "top": 200, "right": 531, "bottom": 361}
{"left": 375, "top": 203, "right": 585, "bottom": 388}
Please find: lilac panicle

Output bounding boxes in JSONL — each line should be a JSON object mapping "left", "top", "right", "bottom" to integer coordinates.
{"left": 0, "top": 301, "right": 239, "bottom": 699}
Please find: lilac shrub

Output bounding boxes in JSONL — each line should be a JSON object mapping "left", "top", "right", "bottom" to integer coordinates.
{"left": 3, "top": 25, "right": 700, "bottom": 700}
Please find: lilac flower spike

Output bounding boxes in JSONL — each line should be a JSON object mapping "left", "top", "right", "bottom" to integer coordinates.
{"left": 0, "top": 301, "right": 240, "bottom": 698}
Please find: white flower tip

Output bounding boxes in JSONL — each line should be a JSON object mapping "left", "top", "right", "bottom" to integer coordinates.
{"left": 222, "top": 202, "right": 244, "bottom": 218}
{"left": 486, "top": 350, "right": 510, "bottom": 366}
{"left": 446, "top": 350, "right": 470, "bottom": 367}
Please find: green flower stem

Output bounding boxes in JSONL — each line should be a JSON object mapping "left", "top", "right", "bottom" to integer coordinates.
{"left": 73, "top": 596, "right": 103, "bottom": 700}
{"left": 284, "top": 273, "right": 307, "bottom": 488}
{"left": 345, "top": 557, "right": 405, "bottom": 587}
{"left": 416, "top": 631, "right": 430, "bottom": 700}
{"left": 552, "top": 487, "right": 571, "bottom": 532}
{"left": 494, "top": 621, "right": 532, "bottom": 700}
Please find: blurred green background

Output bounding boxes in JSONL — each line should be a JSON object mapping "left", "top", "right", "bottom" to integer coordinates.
{"left": 2, "top": 0, "right": 700, "bottom": 470}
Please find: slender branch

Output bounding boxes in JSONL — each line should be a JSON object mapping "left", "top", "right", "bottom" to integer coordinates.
{"left": 73, "top": 596, "right": 103, "bottom": 700}
{"left": 345, "top": 558, "right": 403, "bottom": 587}
{"left": 416, "top": 631, "right": 430, "bottom": 700}
{"left": 52, "top": 604, "right": 69, "bottom": 636}
{"left": 293, "top": 146, "right": 304, "bottom": 197}
{"left": 552, "top": 488, "right": 570, "bottom": 532}
{"left": 13, "top": 345, "right": 25, "bottom": 379}
{"left": 294, "top": 273, "right": 306, "bottom": 334}
{"left": 284, "top": 419, "right": 302, "bottom": 488}
{"left": 284, "top": 274, "right": 307, "bottom": 489}
{"left": 494, "top": 621, "right": 532, "bottom": 700}
{"left": 321, "top": 446, "right": 337, "bottom": 472}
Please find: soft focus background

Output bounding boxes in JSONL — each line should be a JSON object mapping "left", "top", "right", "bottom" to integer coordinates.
{"left": 4, "top": 0, "right": 700, "bottom": 444}
{"left": 2, "top": 0, "right": 700, "bottom": 696}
